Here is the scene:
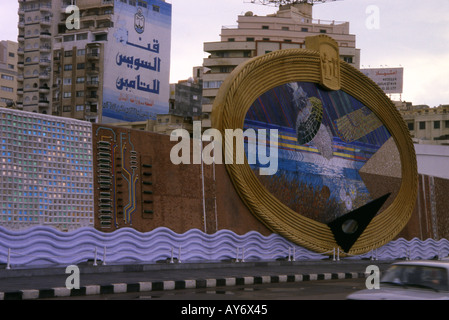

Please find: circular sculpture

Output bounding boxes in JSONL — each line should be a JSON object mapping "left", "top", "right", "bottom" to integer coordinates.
{"left": 212, "top": 45, "right": 418, "bottom": 255}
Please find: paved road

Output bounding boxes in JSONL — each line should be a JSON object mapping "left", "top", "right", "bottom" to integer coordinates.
{"left": 0, "top": 259, "right": 393, "bottom": 300}
{"left": 48, "top": 278, "right": 366, "bottom": 300}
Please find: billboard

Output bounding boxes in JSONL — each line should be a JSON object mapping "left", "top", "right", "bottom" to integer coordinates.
{"left": 360, "top": 67, "right": 404, "bottom": 94}
{"left": 102, "top": 0, "right": 172, "bottom": 123}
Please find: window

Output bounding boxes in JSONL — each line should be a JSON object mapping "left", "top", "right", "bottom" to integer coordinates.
{"left": 63, "top": 78, "right": 72, "bottom": 85}
{"left": 301, "top": 27, "right": 308, "bottom": 32}
{"left": 445, "top": 120, "right": 449, "bottom": 129}
{"left": 64, "top": 51, "right": 73, "bottom": 57}
{"left": 75, "top": 105, "right": 84, "bottom": 111}
{"left": 1, "top": 86, "right": 13, "bottom": 93}
{"left": 76, "top": 34, "right": 87, "bottom": 41}
{"left": 419, "top": 121, "right": 426, "bottom": 130}
{"left": 228, "top": 38, "right": 235, "bottom": 42}
{"left": 8, "top": 52, "right": 15, "bottom": 58}
{"left": 434, "top": 121, "right": 440, "bottom": 129}
{"left": 407, "top": 122, "right": 414, "bottom": 131}
{"left": 76, "top": 77, "right": 85, "bottom": 84}
{"left": 63, "top": 35, "right": 75, "bottom": 42}
{"left": 262, "top": 25, "right": 269, "bottom": 30}
{"left": 320, "top": 29, "right": 327, "bottom": 34}
{"left": 64, "top": 64, "right": 72, "bottom": 71}
{"left": 76, "top": 91, "right": 84, "bottom": 97}
{"left": 77, "top": 49, "right": 85, "bottom": 56}
{"left": 282, "top": 26, "right": 289, "bottom": 31}
{"left": 77, "top": 63, "right": 85, "bottom": 70}
{"left": 1, "top": 75, "right": 14, "bottom": 81}
{"left": 63, "top": 92, "right": 71, "bottom": 99}
{"left": 152, "top": 5, "right": 160, "bottom": 12}
{"left": 63, "top": 106, "right": 71, "bottom": 112}
{"left": 246, "top": 37, "right": 255, "bottom": 42}
{"left": 343, "top": 56, "right": 353, "bottom": 64}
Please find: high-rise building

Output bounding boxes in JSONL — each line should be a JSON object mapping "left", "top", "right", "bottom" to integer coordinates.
{"left": 201, "top": 2, "right": 361, "bottom": 127}
{"left": 0, "top": 108, "right": 94, "bottom": 231}
{"left": 0, "top": 41, "right": 19, "bottom": 109}
{"left": 17, "top": 0, "right": 172, "bottom": 124}
{"left": 17, "top": 0, "right": 61, "bottom": 114}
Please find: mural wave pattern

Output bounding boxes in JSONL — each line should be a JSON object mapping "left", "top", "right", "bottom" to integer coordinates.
{"left": 0, "top": 226, "right": 447, "bottom": 268}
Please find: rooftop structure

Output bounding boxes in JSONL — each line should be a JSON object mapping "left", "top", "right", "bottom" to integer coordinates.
{"left": 201, "top": 2, "right": 360, "bottom": 127}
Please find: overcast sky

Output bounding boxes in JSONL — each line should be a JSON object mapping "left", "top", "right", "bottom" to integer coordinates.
{"left": 2, "top": 0, "right": 448, "bottom": 107}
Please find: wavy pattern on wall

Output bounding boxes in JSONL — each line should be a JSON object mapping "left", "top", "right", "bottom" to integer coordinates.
{"left": 0, "top": 226, "right": 447, "bottom": 267}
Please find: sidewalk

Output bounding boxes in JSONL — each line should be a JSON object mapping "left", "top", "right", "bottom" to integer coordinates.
{"left": 0, "top": 259, "right": 393, "bottom": 300}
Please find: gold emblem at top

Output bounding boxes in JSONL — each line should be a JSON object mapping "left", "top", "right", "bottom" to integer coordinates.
{"left": 305, "top": 35, "right": 341, "bottom": 91}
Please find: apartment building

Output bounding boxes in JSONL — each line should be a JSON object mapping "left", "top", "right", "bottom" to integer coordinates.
{"left": 201, "top": 2, "right": 360, "bottom": 127}
{"left": 0, "top": 41, "right": 19, "bottom": 109}
{"left": 17, "top": 0, "right": 61, "bottom": 114}
{"left": 17, "top": 0, "right": 172, "bottom": 124}
{"left": 399, "top": 104, "right": 449, "bottom": 145}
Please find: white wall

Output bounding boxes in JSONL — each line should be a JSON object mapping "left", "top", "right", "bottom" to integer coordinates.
{"left": 414, "top": 144, "right": 449, "bottom": 179}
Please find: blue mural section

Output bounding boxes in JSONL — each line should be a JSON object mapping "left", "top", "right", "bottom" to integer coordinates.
{"left": 244, "top": 82, "right": 393, "bottom": 223}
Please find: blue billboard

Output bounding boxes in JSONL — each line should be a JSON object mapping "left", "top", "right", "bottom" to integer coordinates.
{"left": 102, "top": 0, "right": 172, "bottom": 123}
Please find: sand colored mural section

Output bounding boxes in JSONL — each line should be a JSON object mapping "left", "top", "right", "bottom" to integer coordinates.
{"left": 358, "top": 137, "right": 402, "bottom": 214}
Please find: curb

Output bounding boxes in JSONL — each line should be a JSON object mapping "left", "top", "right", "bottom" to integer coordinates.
{"left": 0, "top": 271, "right": 366, "bottom": 300}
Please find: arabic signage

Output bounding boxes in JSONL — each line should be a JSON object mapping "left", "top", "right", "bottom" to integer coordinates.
{"left": 360, "top": 67, "right": 403, "bottom": 94}
{"left": 102, "top": 0, "right": 172, "bottom": 123}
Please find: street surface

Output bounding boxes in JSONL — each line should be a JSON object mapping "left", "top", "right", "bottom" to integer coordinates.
{"left": 40, "top": 278, "right": 366, "bottom": 300}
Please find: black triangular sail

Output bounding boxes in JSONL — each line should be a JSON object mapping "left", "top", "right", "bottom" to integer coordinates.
{"left": 327, "top": 193, "right": 391, "bottom": 253}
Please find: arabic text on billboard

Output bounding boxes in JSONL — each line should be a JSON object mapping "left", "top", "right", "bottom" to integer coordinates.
{"left": 102, "top": 0, "right": 172, "bottom": 123}
{"left": 360, "top": 68, "right": 403, "bottom": 94}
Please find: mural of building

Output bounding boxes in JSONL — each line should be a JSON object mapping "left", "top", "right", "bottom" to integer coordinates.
{"left": 0, "top": 108, "right": 94, "bottom": 231}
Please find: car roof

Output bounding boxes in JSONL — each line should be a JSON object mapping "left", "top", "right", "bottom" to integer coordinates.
{"left": 392, "top": 260, "right": 449, "bottom": 269}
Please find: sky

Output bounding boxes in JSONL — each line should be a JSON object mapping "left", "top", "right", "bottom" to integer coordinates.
{"left": 1, "top": 0, "right": 448, "bottom": 107}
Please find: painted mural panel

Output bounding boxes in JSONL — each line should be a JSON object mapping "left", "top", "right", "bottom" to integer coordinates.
{"left": 102, "top": 0, "right": 172, "bottom": 123}
{"left": 244, "top": 82, "right": 402, "bottom": 224}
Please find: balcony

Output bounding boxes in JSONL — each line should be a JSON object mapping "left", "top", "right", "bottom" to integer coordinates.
{"left": 40, "top": 5, "right": 52, "bottom": 13}
{"left": 39, "top": 73, "right": 50, "bottom": 80}
{"left": 40, "top": 32, "right": 52, "bottom": 39}
{"left": 86, "top": 80, "right": 99, "bottom": 88}
{"left": 203, "top": 57, "right": 249, "bottom": 68}
{"left": 38, "top": 99, "right": 50, "bottom": 107}
{"left": 86, "top": 52, "right": 100, "bottom": 60}
{"left": 86, "top": 67, "right": 99, "bottom": 74}
{"left": 39, "top": 86, "right": 50, "bottom": 94}
{"left": 40, "top": 18, "right": 52, "bottom": 27}
{"left": 40, "top": 58, "right": 51, "bottom": 67}
{"left": 86, "top": 94, "right": 98, "bottom": 102}
{"left": 40, "top": 46, "right": 51, "bottom": 53}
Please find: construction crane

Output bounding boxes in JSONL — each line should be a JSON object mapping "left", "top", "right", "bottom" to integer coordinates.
{"left": 244, "top": 0, "right": 340, "bottom": 6}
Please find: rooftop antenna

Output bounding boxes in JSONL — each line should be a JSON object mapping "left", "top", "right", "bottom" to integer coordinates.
{"left": 244, "top": 0, "right": 341, "bottom": 6}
